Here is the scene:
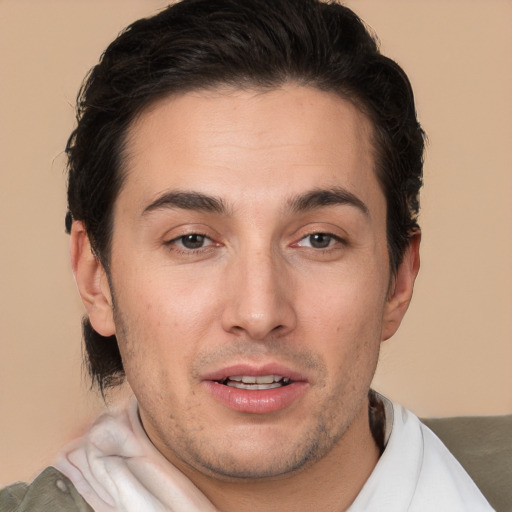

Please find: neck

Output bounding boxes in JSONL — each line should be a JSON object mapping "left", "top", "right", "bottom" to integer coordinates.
{"left": 182, "top": 399, "right": 380, "bottom": 512}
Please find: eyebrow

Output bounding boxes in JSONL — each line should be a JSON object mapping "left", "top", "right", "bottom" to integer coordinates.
{"left": 141, "top": 186, "right": 369, "bottom": 218}
{"left": 287, "top": 187, "right": 369, "bottom": 217}
{"left": 142, "top": 191, "right": 229, "bottom": 216}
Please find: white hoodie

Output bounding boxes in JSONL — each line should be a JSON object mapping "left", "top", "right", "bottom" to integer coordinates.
{"left": 54, "top": 396, "right": 494, "bottom": 512}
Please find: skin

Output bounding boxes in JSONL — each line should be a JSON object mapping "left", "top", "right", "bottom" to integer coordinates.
{"left": 72, "top": 85, "right": 420, "bottom": 511}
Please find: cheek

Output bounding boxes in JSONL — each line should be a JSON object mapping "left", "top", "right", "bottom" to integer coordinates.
{"left": 116, "top": 259, "right": 224, "bottom": 329}
{"left": 300, "top": 260, "right": 388, "bottom": 327}
{"left": 296, "top": 263, "right": 387, "bottom": 370}
{"left": 111, "top": 264, "right": 225, "bottom": 382}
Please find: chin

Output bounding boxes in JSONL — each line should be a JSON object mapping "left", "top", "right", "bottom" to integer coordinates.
{"left": 184, "top": 424, "right": 341, "bottom": 481}
{"left": 194, "top": 453, "right": 313, "bottom": 480}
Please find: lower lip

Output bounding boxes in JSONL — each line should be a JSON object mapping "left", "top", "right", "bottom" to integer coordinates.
{"left": 203, "top": 381, "right": 308, "bottom": 414}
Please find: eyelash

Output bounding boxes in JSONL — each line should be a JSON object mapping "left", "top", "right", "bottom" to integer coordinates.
{"left": 294, "top": 232, "right": 346, "bottom": 251}
{"left": 165, "top": 231, "right": 345, "bottom": 255}
{"left": 166, "top": 233, "right": 215, "bottom": 253}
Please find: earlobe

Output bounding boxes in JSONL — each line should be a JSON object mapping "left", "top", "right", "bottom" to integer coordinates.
{"left": 381, "top": 231, "right": 421, "bottom": 341}
{"left": 70, "top": 221, "right": 116, "bottom": 337}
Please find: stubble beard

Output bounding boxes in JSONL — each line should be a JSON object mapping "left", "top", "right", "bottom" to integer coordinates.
{"left": 146, "top": 373, "right": 372, "bottom": 482}
{"left": 110, "top": 286, "right": 378, "bottom": 482}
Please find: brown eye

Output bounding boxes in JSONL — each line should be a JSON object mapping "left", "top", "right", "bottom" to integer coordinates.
{"left": 176, "top": 234, "right": 210, "bottom": 249}
{"left": 296, "top": 233, "right": 339, "bottom": 249}
{"left": 308, "top": 233, "right": 333, "bottom": 249}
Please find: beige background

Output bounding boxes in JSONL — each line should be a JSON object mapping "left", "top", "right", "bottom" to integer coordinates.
{"left": 1, "top": 0, "right": 511, "bottom": 486}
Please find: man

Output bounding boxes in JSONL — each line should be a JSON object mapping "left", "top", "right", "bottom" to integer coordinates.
{"left": 0, "top": 0, "right": 494, "bottom": 510}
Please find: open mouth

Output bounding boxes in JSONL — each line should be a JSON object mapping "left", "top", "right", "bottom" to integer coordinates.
{"left": 220, "top": 375, "right": 292, "bottom": 390}
{"left": 205, "top": 370, "right": 307, "bottom": 412}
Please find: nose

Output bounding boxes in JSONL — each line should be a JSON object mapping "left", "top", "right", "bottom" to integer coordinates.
{"left": 221, "top": 247, "right": 297, "bottom": 341}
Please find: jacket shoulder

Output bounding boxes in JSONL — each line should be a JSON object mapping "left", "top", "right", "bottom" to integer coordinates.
{"left": 0, "top": 467, "right": 93, "bottom": 512}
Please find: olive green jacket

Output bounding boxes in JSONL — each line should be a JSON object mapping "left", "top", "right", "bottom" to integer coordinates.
{"left": 0, "top": 467, "right": 92, "bottom": 512}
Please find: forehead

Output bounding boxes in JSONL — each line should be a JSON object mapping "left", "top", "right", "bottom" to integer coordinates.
{"left": 119, "top": 85, "right": 381, "bottom": 215}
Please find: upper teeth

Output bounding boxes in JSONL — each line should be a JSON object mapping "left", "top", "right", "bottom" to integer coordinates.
{"left": 229, "top": 375, "right": 288, "bottom": 384}
{"left": 224, "top": 375, "right": 290, "bottom": 389}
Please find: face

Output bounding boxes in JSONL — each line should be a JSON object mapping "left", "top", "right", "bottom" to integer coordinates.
{"left": 86, "top": 85, "right": 411, "bottom": 480}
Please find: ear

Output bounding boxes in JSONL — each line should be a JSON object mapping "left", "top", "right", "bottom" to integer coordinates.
{"left": 70, "top": 221, "right": 116, "bottom": 337}
{"left": 381, "top": 231, "right": 421, "bottom": 341}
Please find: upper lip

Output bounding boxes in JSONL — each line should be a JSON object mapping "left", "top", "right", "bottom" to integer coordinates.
{"left": 201, "top": 363, "right": 309, "bottom": 383}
